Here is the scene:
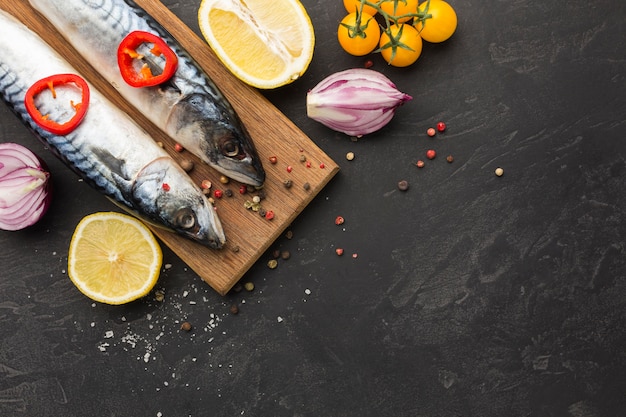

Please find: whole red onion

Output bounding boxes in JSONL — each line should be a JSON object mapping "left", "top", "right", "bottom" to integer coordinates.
{"left": 306, "top": 68, "right": 412, "bottom": 137}
{"left": 0, "top": 143, "right": 52, "bottom": 231}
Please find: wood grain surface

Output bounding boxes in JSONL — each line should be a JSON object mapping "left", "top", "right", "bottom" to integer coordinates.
{"left": 0, "top": 0, "right": 338, "bottom": 295}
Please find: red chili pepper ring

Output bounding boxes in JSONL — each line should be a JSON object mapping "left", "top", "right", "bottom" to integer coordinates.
{"left": 24, "top": 73, "right": 90, "bottom": 136}
{"left": 117, "top": 31, "right": 178, "bottom": 88}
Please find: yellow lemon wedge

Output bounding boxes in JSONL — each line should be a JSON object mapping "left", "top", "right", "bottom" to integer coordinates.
{"left": 67, "top": 212, "right": 162, "bottom": 305}
{"left": 198, "top": 0, "right": 315, "bottom": 89}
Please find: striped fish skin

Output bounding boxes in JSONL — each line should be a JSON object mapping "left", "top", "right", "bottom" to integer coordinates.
{"left": 0, "top": 10, "right": 225, "bottom": 249}
{"left": 29, "top": 0, "right": 266, "bottom": 187}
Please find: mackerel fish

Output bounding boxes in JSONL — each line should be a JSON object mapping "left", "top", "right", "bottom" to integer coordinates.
{"left": 0, "top": 9, "right": 225, "bottom": 248}
{"left": 29, "top": 0, "right": 266, "bottom": 187}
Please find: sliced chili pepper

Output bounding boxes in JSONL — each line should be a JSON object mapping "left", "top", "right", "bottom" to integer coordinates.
{"left": 117, "top": 31, "right": 178, "bottom": 88}
{"left": 24, "top": 73, "right": 90, "bottom": 136}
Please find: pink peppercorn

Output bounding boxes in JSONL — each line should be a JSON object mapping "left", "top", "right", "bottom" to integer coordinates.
{"left": 213, "top": 189, "right": 223, "bottom": 198}
{"left": 335, "top": 248, "right": 344, "bottom": 256}
{"left": 162, "top": 183, "right": 170, "bottom": 191}
{"left": 427, "top": 127, "right": 436, "bottom": 137}
{"left": 265, "top": 210, "right": 275, "bottom": 220}
{"left": 437, "top": 122, "right": 446, "bottom": 132}
{"left": 286, "top": 165, "right": 293, "bottom": 173}
{"left": 416, "top": 160, "right": 425, "bottom": 168}
{"left": 174, "top": 143, "right": 184, "bottom": 152}
{"left": 426, "top": 149, "right": 436, "bottom": 160}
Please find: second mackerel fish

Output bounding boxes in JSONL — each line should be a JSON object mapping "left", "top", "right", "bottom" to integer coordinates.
{"left": 29, "top": 0, "right": 266, "bottom": 187}
{"left": 0, "top": 10, "right": 225, "bottom": 248}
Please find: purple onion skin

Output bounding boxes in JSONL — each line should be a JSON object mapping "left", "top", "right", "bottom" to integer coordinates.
{"left": 0, "top": 143, "right": 53, "bottom": 231}
{"left": 306, "top": 68, "right": 412, "bottom": 137}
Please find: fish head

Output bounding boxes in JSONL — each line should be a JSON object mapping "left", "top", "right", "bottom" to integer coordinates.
{"left": 131, "top": 157, "right": 225, "bottom": 248}
{"left": 168, "top": 93, "right": 266, "bottom": 187}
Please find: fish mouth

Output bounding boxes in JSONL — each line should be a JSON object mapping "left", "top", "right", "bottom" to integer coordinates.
{"left": 217, "top": 157, "right": 266, "bottom": 187}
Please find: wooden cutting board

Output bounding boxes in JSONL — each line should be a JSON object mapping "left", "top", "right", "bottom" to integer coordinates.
{"left": 0, "top": 1, "right": 339, "bottom": 295}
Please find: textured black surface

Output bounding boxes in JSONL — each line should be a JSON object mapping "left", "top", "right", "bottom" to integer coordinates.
{"left": 1, "top": 0, "right": 625, "bottom": 416}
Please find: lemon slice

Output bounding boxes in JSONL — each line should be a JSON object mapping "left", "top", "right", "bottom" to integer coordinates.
{"left": 68, "top": 212, "right": 162, "bottom": 305}
{"left": 198, "top": 0, "right": 315, "bottom": 89}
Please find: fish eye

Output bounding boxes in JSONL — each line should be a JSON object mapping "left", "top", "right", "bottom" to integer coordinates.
{"left": 221, "top": 139, "right": 240, "bottom": 158}
{"left": 175, "top": 208, "right": 196, "bottom": 230}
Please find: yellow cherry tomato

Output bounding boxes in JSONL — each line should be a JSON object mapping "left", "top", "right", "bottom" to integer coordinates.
{"left": 415, "top": 0, "right": 457, "bottom": 43}
{"left": 379, "top": 24, "right": 422, "bottom": 67}
{"left": 338, "top": 12, "right": 381, "bottom": 56}
{"left": 343, "top": 0, "right": 378, "bottom": 17}
{"left": 379, "top": 0, "right": 420, "bottom": 23}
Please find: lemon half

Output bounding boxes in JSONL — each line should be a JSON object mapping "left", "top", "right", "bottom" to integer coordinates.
{"left": 68, "top": 212, "right": 162, "bottom": 305}
{"left": 198, "top": 0, "right": 315, "bottom": 89}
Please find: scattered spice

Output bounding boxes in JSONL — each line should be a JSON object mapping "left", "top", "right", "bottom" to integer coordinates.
{"left": 283, "top": 179, "right": 293, "bottom": 188}
{"left": 437, "top": 121, "right": 447, "bottom": 132}
{"left": 252, "top": 195, "right": 261, "bottom": 204}
{"left": 495, "top": 167, "right": 504, "bottom": 177}
{"left": 156, "top": 141, "right": 164, "bottom": 148}
{"left": 201, "top": 179, "right": 212, "bottom": 190}
{"left": 285, "top": 230, "right": 294, "bottom": 239}
{"left": 306, "top": 161, "right": 312, "bottom": 168}
{"left": 179, "top": 159, "right": 194, "bottom": 172}
{"left": 224, "top": 189, "right": 233, "bottom": 197}
{"left": 281, "top": 251, "right": 291, "bottom": 260}
{"left": 352, "top": 253, "right": 358, "bottom": 259}
{"left": 335, "top": 216, "right": 345, "bottom": 225}
{"left": 154, "top": 290, "right": 165, "bottom": 302}
{"left": 272, "top": 249, "right": 281, "bottom": 259}
{"left": 364, "top": 59, "right": 374, "bottom": 68}
{"left": 426, "top": 149, "right": 436, "bottom": 160}
{"left": 239, "top": 185, "right": 247, "bottom": 194}
{"left": 303, "top": 182, "right": 311, "bottom": 191}
{"left": 286, "top": 165, "right": 293, "bottom": 173}
{"left": 174, "top": 143, "right": 184, "bottom": 152}
{"left": 244, "top": 282, "right": 255, "bottom": 291}
{"left": 231, "top": 245, "right": 240, "bottom": 253}
{"left": 427, "top": 127, "right": 436, "bottom": 137}
{"left": 416, "top": 160, "right": 425, "bottom": 168}
{"left": 162, "top": 183, "right": 170, "bottom": 192}
{"left": 232, "top": 283, "right": 243, "bottom": 292}
{"left": 299, "top": 154, "right": 307, "bottom": 163}
{"left": 180, "top": 322, "right": 192, "bottom": 331}
{"left": 335, "top": 248, "right": 344, "bottom": 256}
{"left": 258, "top": 208, "right": 266, "bottom": 217}
{"left": 265, "top": 210, "right": 275, "bottom": 220}
{"left": 397, "top": 180, "right": 409, "bottom": 191}
{"left": 346, "top": 152, "right": 355, "bottom": 161}
{"left": 213, "top": 189, "right": 223, "bottom": 199}
{"left": 319, "top": 163, "right": 326, "bottom": 169}
{"left": 446, "top": 155, "right": 454, "bottom": 163}
{"left": 219, "top": 175, "right": 229, "bottom": 184}
{"left": 229, "top": 304, "right": 239, "bottom": 315}
{"left": 269, "top": 155, "right": 278, "bottom": 164}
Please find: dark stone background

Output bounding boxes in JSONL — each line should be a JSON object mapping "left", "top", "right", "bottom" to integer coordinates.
{"left": 1, "top": 0, "right": 625, "bottom": 416}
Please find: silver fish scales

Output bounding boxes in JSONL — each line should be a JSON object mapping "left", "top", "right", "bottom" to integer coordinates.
{"left": 30, "top": 0, "right": 266, "bottom": 187}
{"left": 0, "top": 10, "right": 225, "bottom": 248}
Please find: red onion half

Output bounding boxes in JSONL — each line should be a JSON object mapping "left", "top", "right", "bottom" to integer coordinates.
{"left": 0, "top": 143, "right": 52, "bottom": 231}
